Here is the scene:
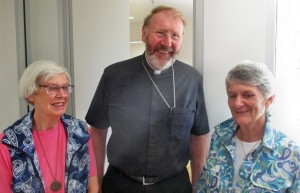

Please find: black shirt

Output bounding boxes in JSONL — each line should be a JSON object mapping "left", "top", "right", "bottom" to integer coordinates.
{"left": 85, "top": 54, "right": 209, "bottom": 179}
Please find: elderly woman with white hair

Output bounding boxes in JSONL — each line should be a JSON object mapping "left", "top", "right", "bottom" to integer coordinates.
{"left": 0, "top": 60, "right": 99, "bottom": 192}
{"left": 195, "top": 61, "right": 300, "bottom": 192}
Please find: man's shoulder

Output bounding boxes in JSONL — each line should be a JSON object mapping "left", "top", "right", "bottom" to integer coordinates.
{"left": 106, "top": 55, "right": 141, "bottom": 71}
{"left": 175, "top": 60, "right": 198, "bottom": 71}
{"left": 174, "top": 60, "right": 202, "bottom": 80}
{"left": 101, "top": 55, "right": 143, "bottom": 80}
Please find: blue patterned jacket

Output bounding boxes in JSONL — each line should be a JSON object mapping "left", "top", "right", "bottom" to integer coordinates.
{"left": 196, "top": 115, "right": 300, "bottom": 193}
{"left": 1, "top": 111, "right": 90, "bottom": 193}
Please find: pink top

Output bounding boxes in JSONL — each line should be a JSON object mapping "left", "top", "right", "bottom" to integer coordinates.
{"left": 0, "top": 121, "right": 97, "bottom": 193}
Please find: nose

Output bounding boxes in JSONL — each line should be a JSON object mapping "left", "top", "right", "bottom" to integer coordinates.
{"left": 56, "top": 87, "right": 66, "bottom": 96}
{"left": 161, "top": 35, "right": 173, "bottom": 47}
{"left": 234, "top": 95, "right": 244, "bottom": 107}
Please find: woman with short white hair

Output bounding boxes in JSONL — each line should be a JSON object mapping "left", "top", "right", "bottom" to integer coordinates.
{"left": 0, "top": 60, "right": 99, "bottom": 192}
{"left": 196, "top": 61, "right": 300, "bottom": 192}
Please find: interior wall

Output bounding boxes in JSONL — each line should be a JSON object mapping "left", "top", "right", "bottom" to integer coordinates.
{"left": 129, "top": 22, "right": 145, "bottom": 58}
{"left": 180, "top": 18, "right": 193, "bottom": 65}
{"left": 202, "top": 0, "right": 273, "bottom": 128}
{"left": 71, "top": 0, "right": 129, "bottom": 171}
{"left": 0, "top": 0, "right": 20, "bottom": 131}
{"left": 0, "top": 0, "right": 130, "bottom": 131}
{"left": 27, "top": 0, "right": 61, "bottom": 63}
{"left": 71, "top": 0, "right": 130, "bottom": 120}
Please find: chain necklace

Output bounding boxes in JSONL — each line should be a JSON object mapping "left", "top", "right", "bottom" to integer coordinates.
{"left": 35, "top": 123, "right": 62, "bottom": 192}
{"left": 142, "top": 58, "right": 176, "bottom": 117}
{"left": 236, "top": 136, "right": 261, "bottom": 157}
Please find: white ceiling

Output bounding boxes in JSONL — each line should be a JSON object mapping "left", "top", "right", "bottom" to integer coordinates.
{"left": 129, "top": 0, "right": 193, "bottom": 23}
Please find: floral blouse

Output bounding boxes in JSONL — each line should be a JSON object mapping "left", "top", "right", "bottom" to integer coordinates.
{"left": 195, "top": 115, "right": 300, "bottom": 193}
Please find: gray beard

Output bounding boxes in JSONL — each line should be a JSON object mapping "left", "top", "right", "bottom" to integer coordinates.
{"left": 145, "top": 53, "right": 176, "bottom": 70}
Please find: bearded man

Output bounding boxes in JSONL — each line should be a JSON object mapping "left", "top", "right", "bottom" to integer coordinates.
{"left": 86, "top": 5, "right": 210, "bottom": 193}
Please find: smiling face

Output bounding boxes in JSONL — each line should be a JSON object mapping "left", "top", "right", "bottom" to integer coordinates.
{"left": 227, "top": 82, "right": 274, "bottom": 129}
{"left": 28, "top": 74, "right": 70, "bottom": 120}
{"left": 142, "top": 10, "right": 184, "bottom": 70}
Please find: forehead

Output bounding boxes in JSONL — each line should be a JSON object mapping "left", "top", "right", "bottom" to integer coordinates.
{"left": 227, "top": 82, "right": 260, "bottom": 93}
{"left": 149, "top": 11, "right": 184, "bottom": 32}
{"left": 40, "top": 73, "right": 69, "bottom": 84}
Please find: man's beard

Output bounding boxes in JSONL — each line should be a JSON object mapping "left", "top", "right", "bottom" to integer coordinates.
{"left": 145, "top": 43, "right": 178, "bottom": 70}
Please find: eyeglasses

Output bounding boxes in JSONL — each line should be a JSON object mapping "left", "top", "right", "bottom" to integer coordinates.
{"left": 38, "top": 84, "right": 74, "bottom": 95}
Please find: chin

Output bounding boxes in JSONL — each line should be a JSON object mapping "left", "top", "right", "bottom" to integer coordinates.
{"left": 236, "top": 120, "right": 252, "bottom": 127}
{"left": 233, "top": 116, "right": 250, "bottom": 125}
{"left": 54, "top": 109, "right": 66, "bottom": 116}
{"left": 156, "top": 56, "right": 175, "bottom": 68}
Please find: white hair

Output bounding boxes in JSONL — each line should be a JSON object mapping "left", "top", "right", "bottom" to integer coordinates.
{"left": 18, "top": 60, "right": 71, "bottom": 105}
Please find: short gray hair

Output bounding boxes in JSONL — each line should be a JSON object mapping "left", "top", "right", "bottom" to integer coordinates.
{"left": 19, "top": 60, "right": 71, "bottom": 105}
{"left": 225, "top": 60, "right": 275, "bottom": 98}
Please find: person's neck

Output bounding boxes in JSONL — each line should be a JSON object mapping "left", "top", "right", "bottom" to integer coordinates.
{"left": 236, "top": 125, "right": 264, "bottom": 142}
{"left": 33, "top": 113, "right": 60, "bottom": 131}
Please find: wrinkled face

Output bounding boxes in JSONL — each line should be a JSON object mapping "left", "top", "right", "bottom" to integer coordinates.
{"left": 142, "top": 11, "right": 184, "bottom": 70}
{"left": 227, "top": 82, "right": 274, "bottom": 129}
{"left": 28, "top": 74, "right": 70, "bottom": 119}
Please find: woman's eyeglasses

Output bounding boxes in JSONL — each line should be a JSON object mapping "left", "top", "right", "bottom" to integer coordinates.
{"left": 38, "top": 84, "right": 74, "bottom": 95}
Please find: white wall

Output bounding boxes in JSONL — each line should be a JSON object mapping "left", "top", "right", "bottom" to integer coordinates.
{"left": 129, "top": 22, "right": 145, "bottom": 58}
{"left": 27, "top": 0, "right": 61, "bottom": 63}
{"left": 71, "top": 0, "right": 129, "bottom": 170}
{"left": 0, "top": 0, "right": 20, "bottom": 130}
{"left": 70, "top": 0, "right": 130, "bottom": 120}
{"left": 180, "top": 18, "right": 193, "bottom": 65}
{"left": 0, "top": 0, "right": 130, "bottom": 131}
{"left": 203, "top": 0, "right": 273, "bottom": 128}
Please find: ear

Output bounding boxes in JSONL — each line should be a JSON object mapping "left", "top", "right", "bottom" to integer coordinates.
{"left": 266, "top": 95, "right": 275, "bottom": 107}
{"left": 141, "top": 26, "right": 147, "bottom": 43}
{"left": 27, "top": 95, "right": 35, "bottom": 104}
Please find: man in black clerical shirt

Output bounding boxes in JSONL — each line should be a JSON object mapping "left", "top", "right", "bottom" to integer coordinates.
{"left": 86, "top": 5, "right": 210, "bottom": 193}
